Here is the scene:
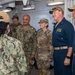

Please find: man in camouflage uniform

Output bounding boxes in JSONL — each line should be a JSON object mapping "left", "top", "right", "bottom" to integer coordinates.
{"left": 8, "top": 15, "right": 22, "bottom": 38}
{"left": 16, "top": 14, "right": 37, "bottom": 75}
{"left": 0, "top": 11, "right": 27, "bottom": 75}
{"left": 36, "top": 18, "right": 53, "bottom": 75}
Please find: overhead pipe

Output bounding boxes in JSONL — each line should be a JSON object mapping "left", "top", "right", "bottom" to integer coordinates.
{"left": 22, "top": 0, "right": 29, "bottom": 6}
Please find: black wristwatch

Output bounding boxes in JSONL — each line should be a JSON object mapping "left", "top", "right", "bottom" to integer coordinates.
{"left": 66, "top": 56, "right": 71, "bottom": 59}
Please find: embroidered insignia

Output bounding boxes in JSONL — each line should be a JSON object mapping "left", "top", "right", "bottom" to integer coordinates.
{"left": 57, "top": 28, "right": 62, "bottom": 32}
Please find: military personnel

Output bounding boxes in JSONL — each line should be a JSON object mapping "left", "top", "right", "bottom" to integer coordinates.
{"left": 16, "top": 14, "right": 36, "bottom": 75}
{"left": 68, "top": 5, "right": 75, "bottom": 75}
{"left": 8, "top": 15, "right": 22, "bottom": 38}
{"left": 49, "top": 6, "right": 74, "bottom": 75}
{"left": 0, "top": 11, "right": 27, "bottom": 75}
{"left": 36, "top": 18, "right": 53, "bottom": 75}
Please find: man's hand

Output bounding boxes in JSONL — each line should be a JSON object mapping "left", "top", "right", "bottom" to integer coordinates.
{"left": 30, "top": 54, "right": 35, "bottom": 59}
{"left": 29, "top": 54, "right": 35, "bottom": 65}
{"left": 64, "top": 58, "right": 70, "bottom": 66}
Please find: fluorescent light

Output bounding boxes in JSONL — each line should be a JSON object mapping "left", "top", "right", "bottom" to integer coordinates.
{"left": 47, "top": 1, "right": 64, "bottom": 6}
{"left": 22, "top": 5, "right": 35, "bottom": 10}
{"left": 2, "top": 8, "right": 12, "bottom": 12}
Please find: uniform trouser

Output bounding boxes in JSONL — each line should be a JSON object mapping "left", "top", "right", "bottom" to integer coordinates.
{"left": 25, "top": 56, "right": 33, "bottom": 75}
{"left": 26, "top": 64, "right": 32, "bottom": 75}
{"left": 53, "top": 49, "right": 72, "bottom": 75}
{"left": 38, "top": 68, "right": 50, "bottom": 75}
{"left": 37, "top": 60, "right": 51, "bottom": 75}
{"left": 72, "top": 56, "right": 75, "bottom": 75}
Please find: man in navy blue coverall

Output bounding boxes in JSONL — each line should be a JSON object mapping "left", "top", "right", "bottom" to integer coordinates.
{"left": 68, "top": 5, "right": 75, "bottom": 75}
{"left": 49, "top": 6, "right": 74, "bottom": 75}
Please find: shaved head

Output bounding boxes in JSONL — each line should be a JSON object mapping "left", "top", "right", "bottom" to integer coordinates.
{"left": 23, "top": 14, "right": 31, "bottom": 26}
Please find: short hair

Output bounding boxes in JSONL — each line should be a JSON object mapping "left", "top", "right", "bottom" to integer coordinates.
{"left": 12, "top": 15, "right": 19, "bottom": 20}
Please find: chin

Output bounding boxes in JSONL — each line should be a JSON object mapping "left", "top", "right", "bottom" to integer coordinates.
{"left": 40, "top": 27, "right": 42, "bottom": 28}
{"left": 23, "top": 24, "right": 27, "bottom": 25}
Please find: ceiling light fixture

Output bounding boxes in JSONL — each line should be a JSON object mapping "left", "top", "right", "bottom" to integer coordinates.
{"left": 2, "top": 8, "right": 11, "bottom": 12}
{"left": 47, "top": 0, "right": 64, "bottom": 6}
{"left": 22, "top": 0, "right": 35, "bottom": 11}
{"left": 0, "top": 2, "right": 15, "bottom": 12}
{"left": 2, "top": 7, "right": 14, "bottom": 12}
{"left": 22, "top": 5, "right": 35, "bottom": 10}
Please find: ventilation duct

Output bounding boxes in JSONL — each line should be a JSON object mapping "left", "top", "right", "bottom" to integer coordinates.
{"left": 0, "top": 0, "right": 15, "bottom": 5}
{"left": 2, "top": 2, "right": 15, "bottom": 8}
{"left": 0, "top": 2, "right": 15, "bottom": 12}
{"left": 22, "top": 0, "right": 29, "bottom": 6}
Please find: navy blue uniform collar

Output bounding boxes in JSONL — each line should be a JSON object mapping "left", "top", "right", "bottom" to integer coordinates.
{"left": 53, "top": 17, "right": 65, "bottom": 28}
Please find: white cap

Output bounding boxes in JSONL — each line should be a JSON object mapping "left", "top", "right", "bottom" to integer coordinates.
{"left": 0, "top": 11, "right": 10, "bottom": 22}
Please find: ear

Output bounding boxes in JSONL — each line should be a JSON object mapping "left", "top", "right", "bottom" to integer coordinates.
{"left": 46, "top": 23, "right": 48, "bottom": 26}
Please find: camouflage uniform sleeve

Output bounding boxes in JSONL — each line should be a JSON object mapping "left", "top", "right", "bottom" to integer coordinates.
{"left": 14, "top": 41, "right": 27, "bottom": 74}
{"left": 47, "top": 31, "right": 54, "bottom": 60}
{"left": 16, "top": 26, "right": 21, "bottom": 40}
{"left": 31, "top": 30, "right": 37, "bottom": 55}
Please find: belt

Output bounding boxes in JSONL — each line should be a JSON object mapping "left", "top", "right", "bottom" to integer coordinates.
{"left": 54, "top": 46, "right": 68, "bottom": 50}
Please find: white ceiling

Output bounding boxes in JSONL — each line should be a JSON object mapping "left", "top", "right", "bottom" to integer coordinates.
{"left": 0, "top": 0, "right": 23, "bottom": 5}
{"left": 0, "top": 0, "right": 43, "bottom": 5}
{"left": 0, "top": 0, "right": 42, "bottom": 4}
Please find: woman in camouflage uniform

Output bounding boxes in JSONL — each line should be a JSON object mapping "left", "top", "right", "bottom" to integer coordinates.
{"left": 36, "top": 18, "right": 53, "bottom": 75}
